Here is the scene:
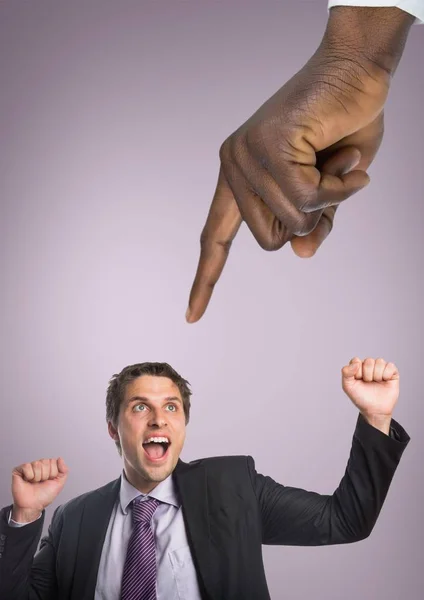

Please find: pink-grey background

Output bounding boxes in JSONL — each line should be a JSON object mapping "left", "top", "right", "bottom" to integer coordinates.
{"left": 1, "top": 1, "right": 423, "bottom": 598}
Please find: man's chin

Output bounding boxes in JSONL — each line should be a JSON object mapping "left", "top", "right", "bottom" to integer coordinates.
{"left": 147, "top": 470, "right": 170, "bottom": 482}
{"left": 140, "top": 455, "right": 176, "bottom": 481}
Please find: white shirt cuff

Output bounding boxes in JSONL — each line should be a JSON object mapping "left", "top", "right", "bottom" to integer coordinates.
{"left": 328, "top": 1, "right": 424, "bottom": 23}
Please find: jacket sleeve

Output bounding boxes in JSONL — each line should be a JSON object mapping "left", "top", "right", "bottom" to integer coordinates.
{"left": 0, "top": 504, "right": 63, "bottom": 600}
{"left": 248, "top": 415, "right": 410, "bottom": 546}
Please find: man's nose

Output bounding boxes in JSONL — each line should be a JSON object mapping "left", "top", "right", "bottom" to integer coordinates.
{"left": 148, "top": 410, "right": 167, "bottom": 428}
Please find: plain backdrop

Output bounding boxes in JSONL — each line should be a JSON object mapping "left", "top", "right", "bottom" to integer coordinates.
{"left": 1, "top": 1, "right": 423, "bottom": 599}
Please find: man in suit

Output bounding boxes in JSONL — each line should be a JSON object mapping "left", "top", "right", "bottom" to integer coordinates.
{"left": 0, "top": 356, "right": 410, "bottom": 599}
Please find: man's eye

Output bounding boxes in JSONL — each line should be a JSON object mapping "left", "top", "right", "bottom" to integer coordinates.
{"left": 134, "top": 404, "right": 146, "bottom": 412}
{"left": 166, "top": 404, "right": 177, "bottom": 412}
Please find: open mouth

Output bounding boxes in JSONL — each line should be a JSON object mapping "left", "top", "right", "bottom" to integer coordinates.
{"left": 142, "top": 439, "right": 170, "bottom": 462}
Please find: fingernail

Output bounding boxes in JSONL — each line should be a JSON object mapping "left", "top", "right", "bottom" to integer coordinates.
{"left": 185, "top": 307, "right": 192, "bottom": 323}
{"left": 348, "top": 155, "right": 361, "bottom": 172}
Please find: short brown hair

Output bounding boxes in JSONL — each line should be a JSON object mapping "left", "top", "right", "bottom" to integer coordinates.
{"left": 106, "top": 362, "right": 192, "bottom": 456}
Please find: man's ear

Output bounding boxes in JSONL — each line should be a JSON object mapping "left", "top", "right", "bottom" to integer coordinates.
{"left": 107, "top": 421, "right": 119, "bottom": 442}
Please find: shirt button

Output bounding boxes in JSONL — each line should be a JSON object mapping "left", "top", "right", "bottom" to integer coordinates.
{"left": 0, "top": 534, "right": 5, "bottom": 540}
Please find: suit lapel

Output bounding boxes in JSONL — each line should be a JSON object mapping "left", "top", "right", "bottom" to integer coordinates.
{"left": 71, "top": 477, "right": 120, "bottom": 600}
{"left": 174, "top": 460, "right": 220, "bottom": 600}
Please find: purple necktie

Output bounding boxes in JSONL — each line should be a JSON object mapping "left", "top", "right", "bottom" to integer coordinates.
{"left": 121, "top": 497, "right": 160, "bottom": 600}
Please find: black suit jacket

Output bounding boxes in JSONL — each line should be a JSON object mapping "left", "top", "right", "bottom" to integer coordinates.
{"left": 0, "top": 416, "right": 409, "bottom": 600}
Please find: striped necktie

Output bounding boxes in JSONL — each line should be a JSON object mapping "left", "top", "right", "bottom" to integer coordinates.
{"left": 121, "top": 496, "right": 160, "bottom": 600}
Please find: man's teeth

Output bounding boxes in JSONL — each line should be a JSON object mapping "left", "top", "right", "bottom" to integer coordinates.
{"left": 144, "top": 437, "right": 169, "bottom": 444}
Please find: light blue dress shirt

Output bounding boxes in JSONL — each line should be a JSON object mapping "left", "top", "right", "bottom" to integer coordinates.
{"left": 94, "top": 470, "right": 202, "bottom": 600}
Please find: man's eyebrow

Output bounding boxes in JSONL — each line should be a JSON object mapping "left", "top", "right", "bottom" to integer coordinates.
{"left": 126, "top": 395, "right": 182, "bottom": 405}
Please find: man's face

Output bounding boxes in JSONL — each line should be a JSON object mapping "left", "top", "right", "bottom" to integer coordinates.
{"left": 108, "top": 375, "right": 186, "bottom": 493}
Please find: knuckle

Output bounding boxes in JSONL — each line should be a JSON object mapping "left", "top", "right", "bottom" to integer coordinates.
{"left": 290, "top": 214, "right": 314, "bottom": 236}
{"left": 319, "top": 211, "right": 335, "bottom": 234}
{"left": 219, "top": 138, "right": 232, "bottom": 164}
{"left": 293, "top": 223, "right": 310, "bottom": 236}
{"left": 199, "top": 232, "right": 214, "bottom": 252}
{"left": 201, "top": 276, "right": 217, "bottom": 290}
{"left": 200, "top": 229, "right": 232, "bottom": 256}
{"left": 230, "top": 136, "right": 246, "bottom": 165}
{"left": 218, "top": 239, "right": 233, "bottom": 255}
{"left": 299, "top": 196, "right": 323, "bottom": 215}
{"left": 199, "top": 227, "right": 209, "bottom": 247}
{"left": 245, "top": 127, "right": 258, "bottom": 150}
{"left": 287, "top": 177, "right": 319, "bottom": 213}
{"left": 258, "top": 240, "right": 276, "bottom": 251}
{"left": 258, "top": 236, "right": 284, "bottom": 252}
{"left": 200, "top": 223, "right": 215, "bottom": 244}
{"left": 297, "top": 195, "right": 316, "bottom": 213}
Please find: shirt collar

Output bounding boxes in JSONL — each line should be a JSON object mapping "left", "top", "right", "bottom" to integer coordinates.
{"left": 119, "top": 469, "right": 180, "bottom": 514}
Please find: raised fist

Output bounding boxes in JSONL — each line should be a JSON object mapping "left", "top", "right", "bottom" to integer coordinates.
{"left": 342, "top": 357, "right": 399, "bottom": 424}
{"left": 11, "top": 457, "right": 69, "bottom": 522}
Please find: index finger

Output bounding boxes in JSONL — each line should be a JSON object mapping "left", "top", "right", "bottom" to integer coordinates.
{"left": 186, "top": 167, "right": 242, "bottom": 323}
{"left": 56, "top": 457, "right": 69, "bottom": 476}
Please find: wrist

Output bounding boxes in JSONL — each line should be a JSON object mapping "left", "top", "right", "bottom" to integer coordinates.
{"left": 323, "top": 6, "right": 414, "bottom": 77}
{"left": 361, "top": 413, "right": 392, "bottom": 435}
{"left": 11, "top": 505, "right": 42, "bottom": 523}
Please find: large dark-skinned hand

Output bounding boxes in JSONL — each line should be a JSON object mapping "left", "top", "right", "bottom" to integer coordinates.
{"left": 186, "top": 7, "right": 414, "bottom": 323}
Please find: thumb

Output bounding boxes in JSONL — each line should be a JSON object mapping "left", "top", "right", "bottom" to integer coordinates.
{"left": 304, "top": 145, "right": 370, "bottom": 213}
{"left": 313, "top": 143, "right": 369, "bottom": 211}
{"left": 291, "top": 146, "right": 363, "bottom": 257}
{"left": 316, "top": 169, "right": 370, "bottom": 210}
{"left": 320, "top": 146, "right": 363, "bottom": 177}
